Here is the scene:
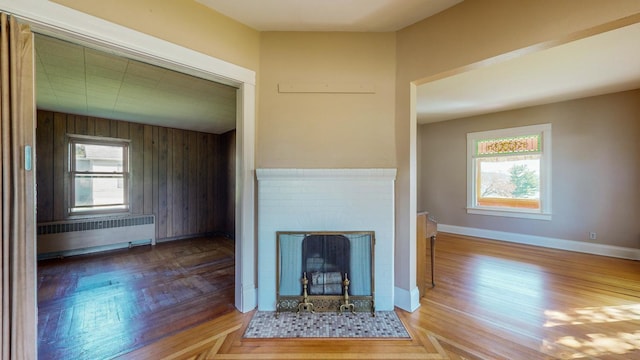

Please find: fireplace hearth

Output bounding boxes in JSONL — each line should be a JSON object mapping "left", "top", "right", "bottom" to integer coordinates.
{"left": 277, "top": 231, "right": 375, "bottom": 315}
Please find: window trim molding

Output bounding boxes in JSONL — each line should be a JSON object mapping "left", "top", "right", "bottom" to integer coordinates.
{"left": 466, "top": 123, "right": 552, "bottom": 220}
{"left": 67, "top": 134, "right": 131, "bottom": 217}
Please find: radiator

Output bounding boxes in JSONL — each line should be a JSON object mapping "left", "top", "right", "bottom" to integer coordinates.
{"left": 37, "top": 215, "right": 156, "bottom": 258}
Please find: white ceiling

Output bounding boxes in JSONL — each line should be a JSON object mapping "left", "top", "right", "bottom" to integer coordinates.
{"left": 35, "top": 35, "right": 237, "bottom": 134}
{"left": 196, "top": 0, "right": 463, "bottom": 32}
{"left": 417, "top": 21, "right": 640, "bottom": 124}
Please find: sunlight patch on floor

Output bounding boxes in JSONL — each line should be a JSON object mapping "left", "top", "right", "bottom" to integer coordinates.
{"left": 548, "top": 331, "right": 640, "bottom": 358}
{"left": 544, "top": 304, "right": 640, "bottom": 327}
{"left": 542, "top": 304, "right": 640, "bottom": 358}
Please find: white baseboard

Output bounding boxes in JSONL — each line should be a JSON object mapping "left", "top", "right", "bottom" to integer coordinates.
{"left": 394, "top": 286, "right": 421, "bottom": 313}
{"left": 439, "top": 224, "right": 640, "bottom": 260}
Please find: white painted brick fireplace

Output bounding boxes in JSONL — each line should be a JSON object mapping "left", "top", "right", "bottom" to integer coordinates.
{"left": 256, "top": 168, "right": 396, "bottom": 311}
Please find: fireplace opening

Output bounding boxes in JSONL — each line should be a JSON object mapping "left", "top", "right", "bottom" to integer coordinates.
{"left": 303, "top": 234, "right": 350, "bottom": 295}
{"left": 277, "top": 231, "right": 374, "bottom": 314}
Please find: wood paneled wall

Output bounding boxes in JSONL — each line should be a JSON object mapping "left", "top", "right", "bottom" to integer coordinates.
{"left": 36, "top": 110, "right": 235, "bottom": 241}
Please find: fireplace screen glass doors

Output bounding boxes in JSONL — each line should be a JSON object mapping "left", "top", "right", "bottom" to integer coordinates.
{"left": 277, "top": 232, "right": 374, "bottom": 301}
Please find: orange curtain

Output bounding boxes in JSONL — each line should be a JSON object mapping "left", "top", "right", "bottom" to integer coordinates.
{"left": 0, "top": 13, "right": 37, "bottom": 360}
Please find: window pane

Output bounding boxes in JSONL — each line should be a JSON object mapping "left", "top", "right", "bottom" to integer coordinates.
{"left": 75, "top": 144, "right": 124, "bottom": 172}
{"left": 477, "top": 155, "right": 540, "bottom": 209}
{"left": 467, "top": 124, "right": 551, "bottom": 219}
{"left": 74, "top": 175, "right": 124, "bottom": 206}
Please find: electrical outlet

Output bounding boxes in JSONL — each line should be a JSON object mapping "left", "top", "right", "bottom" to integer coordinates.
{"left": 589, "top": 232, "right": 597, "bottom": 240}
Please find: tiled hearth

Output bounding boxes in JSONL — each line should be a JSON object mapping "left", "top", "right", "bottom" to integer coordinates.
{"left": 243, "top": 311, "right": 410, "bottom": 338}
{"left": 256, "top": 168, "right": 396, "bottom": 311}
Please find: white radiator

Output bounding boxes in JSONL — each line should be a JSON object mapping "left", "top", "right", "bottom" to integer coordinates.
{"left": 37, "top": 215, "right": 156, "bottom": 258}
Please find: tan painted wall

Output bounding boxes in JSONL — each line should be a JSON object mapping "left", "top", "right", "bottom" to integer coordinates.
{"left": 257, "top": 32, "right": 396, "bottom": 168}
{"left": 394, "top": 1, "right": 640, "bottom": 291}
{"left": 418, "top": 89, "right": 640, "bottom": 249}
{"left": 52, "top": 0, "right": 260, "bottom": 70}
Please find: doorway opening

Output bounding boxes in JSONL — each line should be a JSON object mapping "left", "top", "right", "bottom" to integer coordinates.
{"left": 30, "top": 25, "right": 255, "bottom": 358}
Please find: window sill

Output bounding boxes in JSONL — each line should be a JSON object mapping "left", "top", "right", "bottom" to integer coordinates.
{"left": 467, "top": 207, "right": 551, "bottom": 221}
{"left": 67, "top": 209, "right": 130, "bottom": 219}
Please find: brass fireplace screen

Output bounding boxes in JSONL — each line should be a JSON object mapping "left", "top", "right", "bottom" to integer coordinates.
{"left": 276, "top": 231, "right": 375, "bottom": 315}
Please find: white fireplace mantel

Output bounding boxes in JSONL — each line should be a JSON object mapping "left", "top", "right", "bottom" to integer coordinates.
{"left": 256, "top": 168, "right": 396, "bottom": 311}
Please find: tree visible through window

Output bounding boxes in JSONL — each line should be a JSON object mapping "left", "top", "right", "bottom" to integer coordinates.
{"left": 68, "top": 136, "right": 130, "bottom": 215}
{"left": 467, "top": 124, "right": 551, "bottom": 220}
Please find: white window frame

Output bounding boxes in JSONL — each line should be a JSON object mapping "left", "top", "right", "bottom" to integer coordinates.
{"left": 68, "top": 134, "right": 131, "bottom": 216}
{"left": 467, "top": 124, "right": 552, "bottom": 220}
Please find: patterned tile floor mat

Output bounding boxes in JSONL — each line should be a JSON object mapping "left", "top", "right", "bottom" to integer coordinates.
{"left": 243, "top": 311, "right": 411, "bottom": 338}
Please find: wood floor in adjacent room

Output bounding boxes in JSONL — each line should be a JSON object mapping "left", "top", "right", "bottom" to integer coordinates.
{"left": 39, "top": 233, "right": 640, "bottom": 359}
{"left": 37, "top": 236, "right": 236, "bottom": 360}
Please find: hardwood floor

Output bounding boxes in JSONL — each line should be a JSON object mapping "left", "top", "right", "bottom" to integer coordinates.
{"left": 124, "top": 233, "right": 640, "bottom": 360}
{"left": 405, "top": 234, "right": 640, "bottom": 359}
{"left": 39, "top": 233, "right": 640, "bottom": 359}
{"left": 37, "top": 236, "right": 236, "bottom": 360}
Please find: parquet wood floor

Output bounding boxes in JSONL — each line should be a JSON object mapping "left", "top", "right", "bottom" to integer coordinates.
{"left": 37, "top": 236, "right": 236, "bottom": 360}
{"left": 125, "top": 233, "right": 640, "bottom": 360}
{"left": 39, "top": 233, "right": 640, "bottom": 359}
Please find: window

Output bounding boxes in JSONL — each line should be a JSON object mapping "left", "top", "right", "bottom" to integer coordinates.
{"left": 467, "top": 124, "right": 551, "bottom": 220}
{"left": 68, "top": 135, "right": 130, "bottom": 215}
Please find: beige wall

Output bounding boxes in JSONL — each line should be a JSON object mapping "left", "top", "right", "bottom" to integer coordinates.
{"left": 418, "top": 89, "right": 640, "bottom": 249}
{"left": 257, "top": 32, "right": 396, "bottom": 168}
{"left": 394, "top": 0, "right": 640, "bottom": 291}
{"left": 52, "top": 0, "right": 260, "bottom": 70}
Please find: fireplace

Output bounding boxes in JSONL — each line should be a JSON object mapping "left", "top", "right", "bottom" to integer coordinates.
{"left": 277, "top": 231, "right": 374, "bottom": 313}
{"left": 257, "top": 168, "right": 396, "bottom": 312}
